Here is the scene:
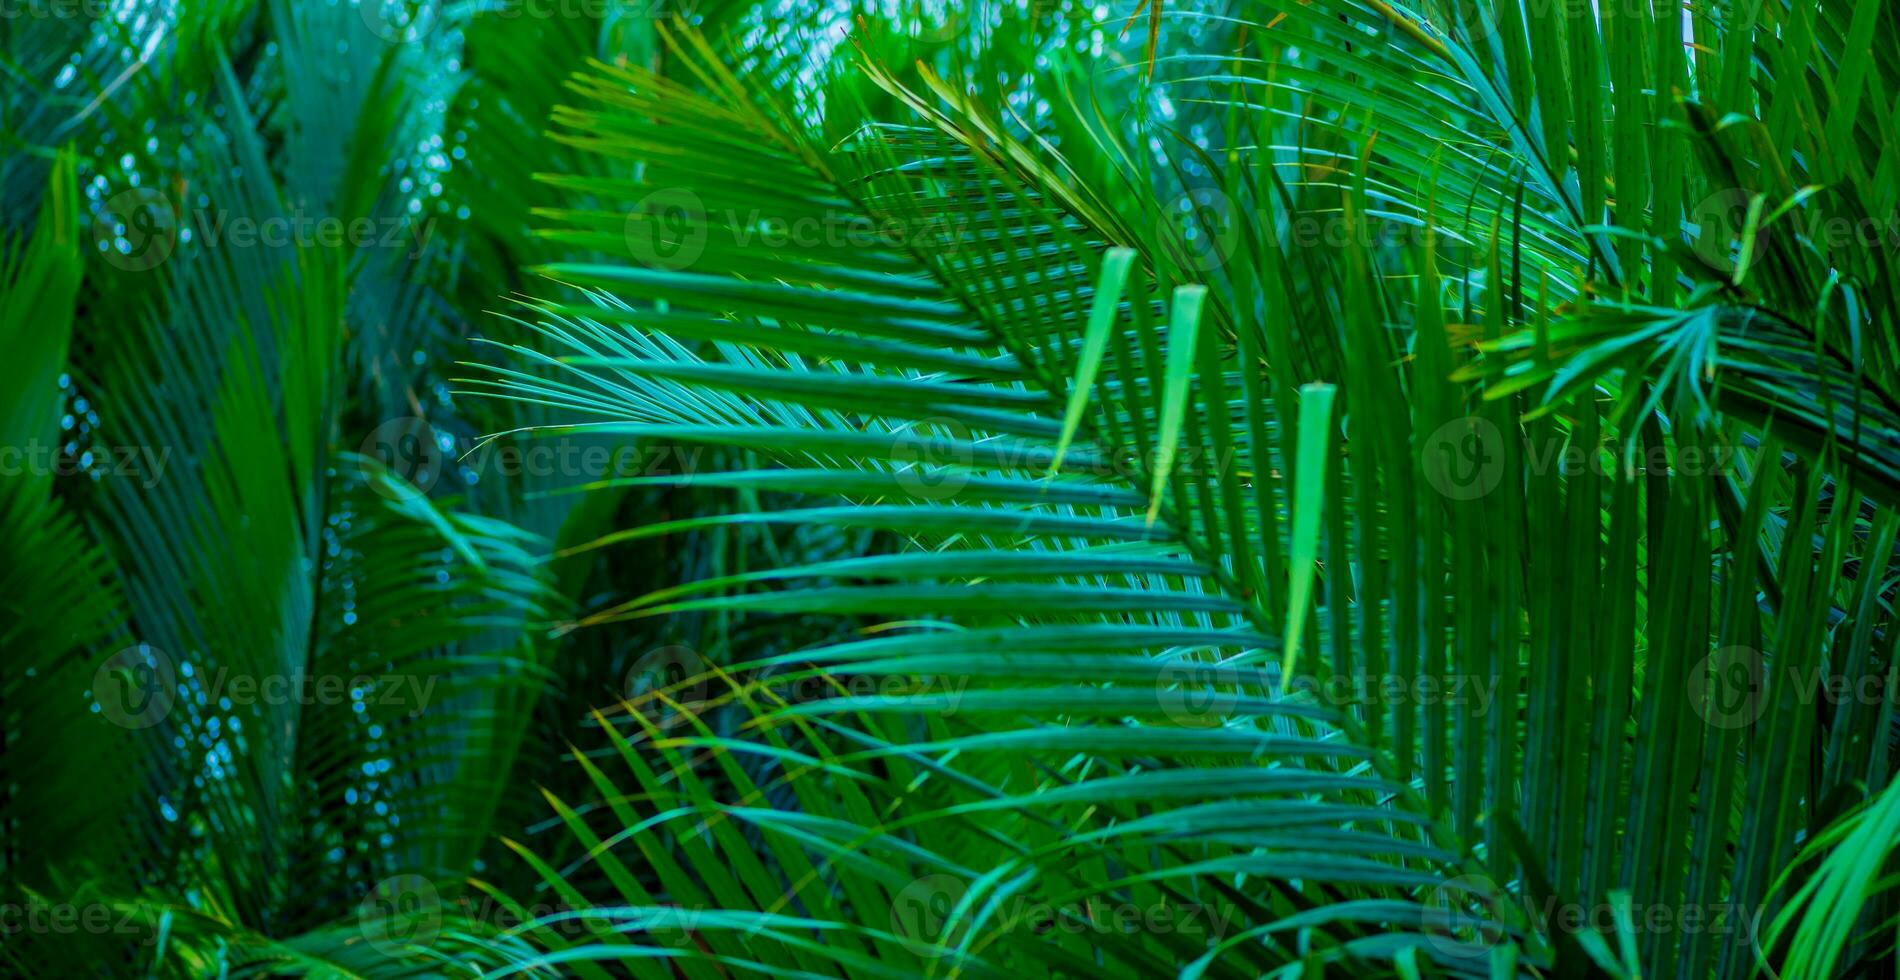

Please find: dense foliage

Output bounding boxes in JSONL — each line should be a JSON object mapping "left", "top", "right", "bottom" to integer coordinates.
{"left": 6, "top": 0, "right": 1900, "bottom": 977}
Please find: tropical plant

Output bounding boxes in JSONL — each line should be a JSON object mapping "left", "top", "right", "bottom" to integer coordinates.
{"left": 6, "top": 0, "right": 1900, "bottom": 978}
